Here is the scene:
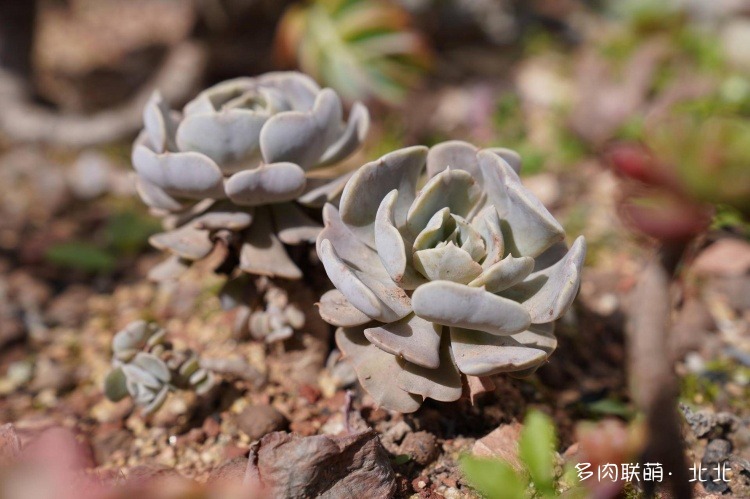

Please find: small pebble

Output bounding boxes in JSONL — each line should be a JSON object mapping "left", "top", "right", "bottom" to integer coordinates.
{"left": 236, "top": 405, "right": 288, "bottom": 441}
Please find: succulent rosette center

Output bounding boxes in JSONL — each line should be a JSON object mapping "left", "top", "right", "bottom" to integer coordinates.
{"left": 316, "top": 141, "right": 586, "bottom": 412}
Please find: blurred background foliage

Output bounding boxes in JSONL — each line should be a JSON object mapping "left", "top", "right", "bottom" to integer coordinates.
{"left": 0, "top": 0, "right": 747, "bottom": 272}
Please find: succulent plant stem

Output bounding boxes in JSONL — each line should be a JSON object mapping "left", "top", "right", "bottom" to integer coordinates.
{"left": 627, "top": 243, "right": 692, "bottom": 498}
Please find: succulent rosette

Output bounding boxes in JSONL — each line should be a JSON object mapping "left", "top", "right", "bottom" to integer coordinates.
{"left": 316, "top": 141, "right": 586, "bottom": 412}
{"left": 132, "top": 71, "right": 369, "bottom": 280}
{"left": 104, "top": 321, "right": 214, "bottom": 415}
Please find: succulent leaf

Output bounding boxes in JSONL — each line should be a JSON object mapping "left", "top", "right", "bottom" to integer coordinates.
{"left": 396, "top": 336, "right": 463, "bottom": 402}
{"left": 239, "top": 208, "right": 304, "bottom": 279}
{"left": 412, "top": 281, "right": 531, "bottom": 335}
{"left": 340, "top": 146, "right": 427, "bottom": 248}
{"left": 450, "top": 327, "right": 548, "bottom": 377}
{"left": 176, "top": 110, "right": 268, "bottom": 166}
{"left": 132, "top": 146, "right": 226, "bottom": 200}
{"left": 318, "top": 289, "right": 371, "bottom": 327}
{"left": 336, "top": 327, "right": 423, "bottom": 413}
{"left": 364, "top": 314, "right": 442, "bottom": 369}
{"left": 103, "top": 367, "right": 128, "bottom": 402}
{"left": 477, "top": 151, "right": 564, "bottom": 257}
{"left": 225, "top": 162, "right": 307, "bottom": 206}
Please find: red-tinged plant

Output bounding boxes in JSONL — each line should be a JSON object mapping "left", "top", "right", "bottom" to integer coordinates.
{"left": 607, "top": 142, "right": 714, "bottom": 244}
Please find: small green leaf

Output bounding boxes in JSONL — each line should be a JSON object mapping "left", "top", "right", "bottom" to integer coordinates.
{"left": 460, "top": 455, "right": 526, "bottom": 499}
{"left": 391, "top": 454, "right": 411, "bottom": 465}
{"left": 519, "top": 410, "right": 557, "bottom": 495}
{"left": 586, "top": 398, "right": 634, "bottom": 418}
{"left": 105, "top": 209, "right": 161, "bottom": 255}
{"left": 46, "top": 241, "right": 117, "bottom": 273}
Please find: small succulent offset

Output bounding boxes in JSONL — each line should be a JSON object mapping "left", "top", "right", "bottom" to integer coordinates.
{"left": 231, "top": 278, "right": 307, "bottom": 343}
{"left": 104, "top": 321, "right": 215, "bottom": 414}
{"left": 132, "top": 71, "right": 369, "bottom": 281}
{"left": 316, "top": 141, "right": 586, "bottom": 412}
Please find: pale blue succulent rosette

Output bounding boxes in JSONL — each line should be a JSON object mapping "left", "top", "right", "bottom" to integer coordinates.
{"left": 104, "top": 321, "right": 214, "bottom": 415}
{"left": 316, "top": 141, "right": 586, "bottom": 412}
{"left": 131, "top": 72, "right": 369, "bottom": 280}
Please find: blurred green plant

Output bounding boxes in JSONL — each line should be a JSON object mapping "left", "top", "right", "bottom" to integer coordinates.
{"left": 275, "top": 0, "right": 431, "bottom": 104}
{"left": 493, "top": 94, "right": 546, "bottom": 175}
{"left": 645, "top": 109, "right": 750, "bottom": 218}
{"left": 584, "top": 398, "right": 635, "bottom": 419}
{"left": 45, "top": 207, "right": 160, "bottom": 273}
{"left": 461, "top": 410, "right": 584, "bottom": 499}
{"left": 45, "top": 241, "right": 117, "bottom": 273}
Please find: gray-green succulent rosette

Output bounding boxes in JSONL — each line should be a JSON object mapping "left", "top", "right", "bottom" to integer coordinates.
{"left": 316, "top": 141, "right": 586, "bottom": 412}
{"left": 104, "top": 321, "right": 214, "bottom": 415}
{"left": 132, "top": 71, "right": 369, "bottom": 280}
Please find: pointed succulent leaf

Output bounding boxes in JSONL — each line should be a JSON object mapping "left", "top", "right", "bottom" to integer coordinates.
{"left": 426, "top": 140, "right": 481, "bottom": 179}
{"left": 413, "top": 281, "right": 530, "bottom": 335}
{"left": 453, "top": 215, "right": 486, "bottom": 261}
{"left": 317, "top": 289, "right": 371, "bottom": 327}
{"left": 270, "top": 202, "right": 321, "bottom": 244}
{"left": 509, "top": 236, "right": 586, "bottom": 323}
{"left": 143, "top": 92, "right": 178, "bottom": 153}
{"left": 374, "top": 190, "right": 425, "bottom": 288}
{"left": 413, "top": 208, "right": 454, "bottom": 251}
{"left": 471, "top": 205, "right": 505, "bottom": 269}
{"left": 450, "top": 327, "right": 548, "bottom": 376}
{"left": 413, "top": 243, "right": 483, "bottom": 284}
{"left": 336, "top": 327, "right": 423, "bottom": 413}
{"left": 486, "top": 147, "right": 522, "bottom": 174}
{"left": 396, "top": 336, "right": 463, "bottom": 402}
{"left": 374, "top": 190, "right": 407, "bottom": 280}
{"left": 317, "top": 204, "right": 390, "bottom": 281}
{"left": 296, "top": 172, "right": 352, "bottom": 208}
{"left": 511, "top": 322, "right": 557, "bottom": 355}
{"left": 406, "top": 168, "right": 482, "bottom": 236}
{"left": 178, "top": 356, "right": 200, "bottom": 378}
{"left": 318, "top": 239, "right": 411, "bottom": 322}
{"left": 469, "top": 254, "right": 534, "bottom": 292}
{"left": 339, "top": 146, "right": 427, "bottom": 247}
{"left": 364, "top": 314, "right": 442, "bottom": 369}
{"left": 135, "top": 176, "right": 185, "bottom": 212}
{"left": 149, "top": 225, "right": 214, "bottom": 261}
{"left": 239, "top": 208, "right": 302, "bottom": 279}
{"left": 318, "top": 101, "right": 369, "bottom": 166}
{"left": 477, "top": 151, "right": 564, "bottom": 257}
{"left": 225, "top": 162, "right": 307, "bottom": 206}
